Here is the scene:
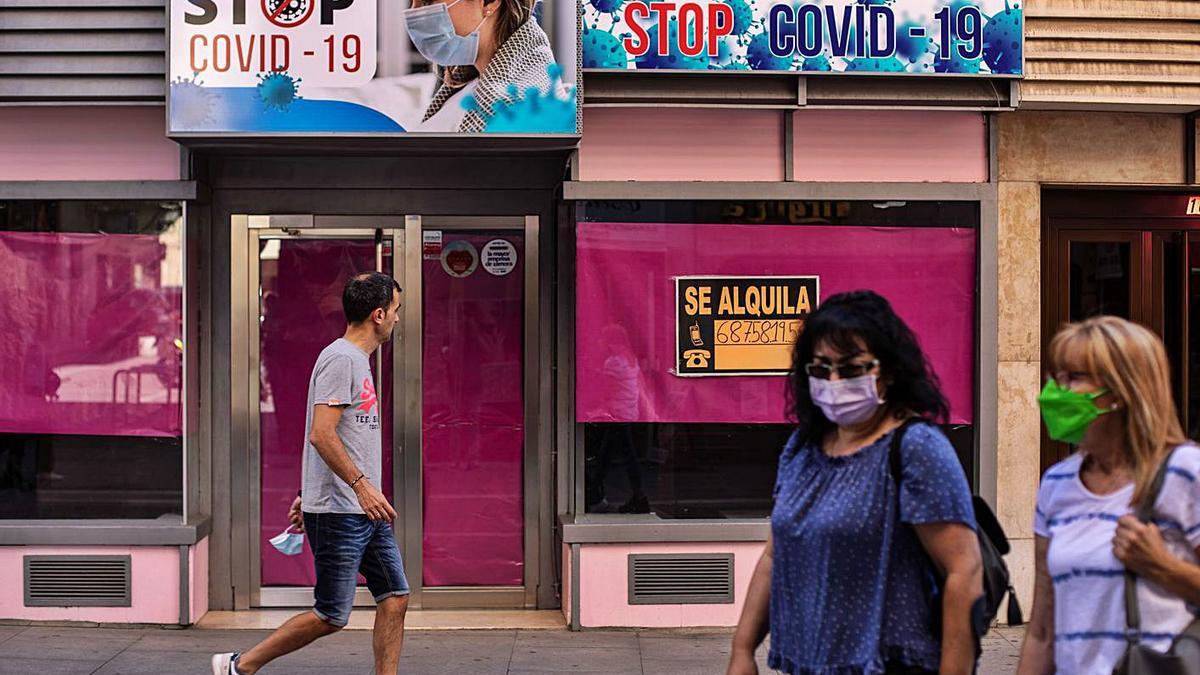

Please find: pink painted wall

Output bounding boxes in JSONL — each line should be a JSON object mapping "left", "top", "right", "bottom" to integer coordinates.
{"left": 577, "top": 108, "right": 986, "bottom": 183}
{"left": 577, "top": 542, "right": 766, "bottom": 628}
{"left": 792, "top": 110, "right": 987, "bottom": 183}
{"left": 0, "top": 107, "right": 179, "bottom": 181}
{"left": 579, "top": 108, "right": 785, "bottom": 182}
{"left": 0, "top": 545, "right": 189, "bottom": 624}
{"left": 190, "top": 538, "right": 209, "bottom": 624}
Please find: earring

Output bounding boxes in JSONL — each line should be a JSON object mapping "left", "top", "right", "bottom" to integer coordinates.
{"left": 1110, "top": 403, "right": 1119, "bottom": 410}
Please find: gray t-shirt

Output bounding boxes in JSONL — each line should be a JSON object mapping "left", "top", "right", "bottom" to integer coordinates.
{"left": 301, "top": 338, "right": 382, "bottom": 514}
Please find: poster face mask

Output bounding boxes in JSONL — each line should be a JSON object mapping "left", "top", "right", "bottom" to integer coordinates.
{"left": 404, "top": 0, "right": 487, "bottom": 67}
{"left": 269, "top": 527, "right": 304, "bottom": 556}
{"left": 809, "top": 373, "right": 886, "bottom": 426}
{"left": 1038, "top": 379, "right": 1111, "bottom": 444}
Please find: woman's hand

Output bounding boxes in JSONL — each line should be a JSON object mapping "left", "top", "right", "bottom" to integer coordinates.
{"left": 725, "top": 649, "right": 759, "bottom": 675}
{"left": 1113, "top": 515, "right": 1171, "bottom": 577}
{"left": 288, "top": 496, "right": 304, "bottom": 531}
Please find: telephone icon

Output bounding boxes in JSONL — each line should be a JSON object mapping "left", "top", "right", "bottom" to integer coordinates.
{"left": 689, "top": 321, "right": 704, "bottom": 347}
{"left": 682, "top": 349, "right": 711, "bottom": 369}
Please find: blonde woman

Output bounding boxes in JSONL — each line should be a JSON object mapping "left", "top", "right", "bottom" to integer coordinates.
{"left": 1018, "top": 316, "right": 1200, "bottom": 674}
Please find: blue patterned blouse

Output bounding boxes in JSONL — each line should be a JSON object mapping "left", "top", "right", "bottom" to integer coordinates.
{"left": 767, "top": 422, "right": 977, "bottom": 675}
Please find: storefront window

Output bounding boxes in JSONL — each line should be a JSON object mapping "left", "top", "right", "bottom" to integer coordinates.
{"left": 0, "top": 201, "right": 183, "bottom": 519}
{"left": 576, "top": 200, "right": 979, "bottom": 519}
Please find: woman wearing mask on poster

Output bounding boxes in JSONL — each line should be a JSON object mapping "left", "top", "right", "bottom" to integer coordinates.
{"left": 403, "top": 0, "right": 558, "bottom": 132}
{"left": 727, "top": 290, "right": 983, "bottom": 675}
{"left": 1017, "top": 316, "right": 1200, "bottom": 675}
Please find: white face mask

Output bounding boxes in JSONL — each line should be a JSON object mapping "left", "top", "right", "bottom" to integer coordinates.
{"left": 809, "top": 373, "right": 886, "bottom": 427}
{"left": 269, "top": 527, "right": 304, "bottom": 556}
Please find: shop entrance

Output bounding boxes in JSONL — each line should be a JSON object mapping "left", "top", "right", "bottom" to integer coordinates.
{"left": 234, "top": 215, "right": 536, "bottom": 610}
{"left": 1042, "top": 191, "right": 1200, "bottom": 472}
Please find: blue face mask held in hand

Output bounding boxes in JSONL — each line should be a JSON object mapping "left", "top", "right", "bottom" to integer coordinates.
{"left": 269, "top": 526, "right": 304, "bottom": 556}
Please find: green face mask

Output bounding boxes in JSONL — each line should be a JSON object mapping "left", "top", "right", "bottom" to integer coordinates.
{"left": 1038, "top": 379, "right": 1111, "bottom": 445}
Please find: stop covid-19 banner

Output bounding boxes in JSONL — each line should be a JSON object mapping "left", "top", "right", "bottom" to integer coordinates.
{"left": 168, "top": 0, "right": 579, "bottom": 135}
{"left": 582, "top": 0, "right": 1022, "bottom": 76}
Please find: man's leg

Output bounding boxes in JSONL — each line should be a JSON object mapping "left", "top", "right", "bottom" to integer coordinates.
{"left": 234, "top": 611, "right": 341, "bottom": 675}
{"left": 372, "top": 595, "right": 408, "bottom": 674}
{"left": 359, "top": 520, "right": 411, "bottom": 675}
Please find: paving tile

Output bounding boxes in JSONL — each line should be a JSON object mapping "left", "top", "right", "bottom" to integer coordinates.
{"left": 0, "top": 627, "right": 144, "bottom": 662}
{"left": 643, "top": 653, "right": 724, "bottom": 667}
{"left": 514, "top": 630, "right": 638, "bottom": 651}
{"left": 637, "top": 634, "right": 732, "bottom": 661}
{"left": 125, "top": 628, "right": 272, "bottom": 654}
{"left": 90, "top": 649, "right": 218, "bottom": 674}
{"left": 396, "top": 655, "right": 511, "bottom": 675}
{"left": 508, "top": 646, "right": 643, "bottom": 673}
{"left": 0, "top": 626, "right": 27, "bottom": 645}
{"left": 0, "top": 657, "right": 109, "bottom": 675}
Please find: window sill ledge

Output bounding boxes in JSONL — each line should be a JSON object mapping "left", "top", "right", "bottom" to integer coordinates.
{"left": 560, "top": 514, "right": 768, "bottom": 544}
{"left": 0, "top": 515, "right": 211, "bottom": 546}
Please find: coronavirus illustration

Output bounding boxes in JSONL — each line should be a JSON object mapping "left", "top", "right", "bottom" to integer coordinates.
{"left": 635, "top": 18, "right": 708, "bottom": 70}
{"left": 463, "top": 64, "right": 577, "bottom": 134}
{"left": 982, "top": 0, "right": 1022, "bottom": 74}
{"left": 583, "top": 28, "right": 629, "bottom": 69}
{"left": 257, "top": 71, "right": 301, "bottom": 111}
{"left": 844, "top": 55, "right": 906, "bottom": 72}
{"left": 746, "top": 30, "right": 793, "bottom": 71}
{"left": 169, "top": 73, "right": 215, "bottom": 129}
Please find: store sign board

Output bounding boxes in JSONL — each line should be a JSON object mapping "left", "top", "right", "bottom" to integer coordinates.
{"left": 583, "top": 0, "right": 1023, "bottom": 76}
{"left": 675, "top": 276, "right": 818, "bottom": 377}
{"left": 1187, "top": 197, "right": 1200, "bottom": 216}
{"left": 168, "top": 0, "right": 578, "bottom": 135}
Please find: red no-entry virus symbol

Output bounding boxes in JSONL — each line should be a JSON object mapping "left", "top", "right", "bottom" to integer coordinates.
{"left": 262, "top": 0, "right": 313, "bottom": 28}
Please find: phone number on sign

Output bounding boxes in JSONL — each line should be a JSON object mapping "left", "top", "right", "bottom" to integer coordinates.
{"left": 188, "top": 33, "right": 362, "bottom": 74}
{"left": 714, "top": 320, "right": 802, "bottom": 346}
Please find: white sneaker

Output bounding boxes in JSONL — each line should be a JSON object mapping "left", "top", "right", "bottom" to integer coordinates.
{"left": 211, "top": 652, "right": 239, "bottom": 675}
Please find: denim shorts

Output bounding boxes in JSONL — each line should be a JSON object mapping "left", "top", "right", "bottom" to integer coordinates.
{"left": 302, "top": 512, "right": 410, "bottom": 627}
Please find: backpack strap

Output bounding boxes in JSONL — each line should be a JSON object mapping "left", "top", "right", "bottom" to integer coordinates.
{"left": 887, "top": 417, "right": 920, "bottom": 489}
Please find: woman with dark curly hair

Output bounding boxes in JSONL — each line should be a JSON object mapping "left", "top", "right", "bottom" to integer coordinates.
{"left": 727, "top": 290, "right": 983, "bottom": 675}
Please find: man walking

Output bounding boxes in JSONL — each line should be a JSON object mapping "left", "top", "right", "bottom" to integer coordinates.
{"left": 214, "top": 271, "right": 408, "bottom": 675}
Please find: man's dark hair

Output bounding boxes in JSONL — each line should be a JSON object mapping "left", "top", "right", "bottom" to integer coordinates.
{"left": 342, "top": 272, "right": 401, "bottom": 324}
{"left": 787, "top": 290, "right": 949, "bottom": 448}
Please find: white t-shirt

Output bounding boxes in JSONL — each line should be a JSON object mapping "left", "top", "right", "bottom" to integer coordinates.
{"left": 1035, "top": 444, "right": 1200, "bottom": 674}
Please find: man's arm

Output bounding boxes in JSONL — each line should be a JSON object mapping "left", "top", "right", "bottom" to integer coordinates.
{"left": 309, "top": 404, "right": 396, "bottom": 522}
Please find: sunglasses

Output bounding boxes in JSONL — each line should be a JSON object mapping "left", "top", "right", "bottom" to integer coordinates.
{"left": 804, "top": 359, "right": 880, "bottom": 380}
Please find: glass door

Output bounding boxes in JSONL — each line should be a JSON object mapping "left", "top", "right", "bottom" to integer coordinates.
{"left": 410, "top": 217, "right": 531, "bottom": 609}
{"left": 248, "top": 221, "right": 405, "bottom": 607}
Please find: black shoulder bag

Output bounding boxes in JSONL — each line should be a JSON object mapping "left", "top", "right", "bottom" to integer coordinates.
{"left": 1112, "top": 447, "right": 1200, "bottom": 675}
{"left": 888, "top": 419, "right": 1024, "bottom": 650}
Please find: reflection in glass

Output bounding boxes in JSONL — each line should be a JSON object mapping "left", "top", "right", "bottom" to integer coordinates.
{"left": 0, "top": 200, "right": 183, "bottom": 519}
{"left": 1069, "top": 241, "right": 1131, "bottom": 321}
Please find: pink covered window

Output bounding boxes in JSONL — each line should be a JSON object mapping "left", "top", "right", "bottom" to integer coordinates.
{"left": 575, "top": 200, "right": 979, "bottom": 519}
{"left": 0, "top": 201, "right": 183, "bottom": 519}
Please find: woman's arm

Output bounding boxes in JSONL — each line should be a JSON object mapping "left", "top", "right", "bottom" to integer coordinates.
{"left": 1113, "top": 516, "right": 1200, "bottom": 605}
{"left": 727, "top": 533, "right": 773, "bottom": 675}
{"left": 1016, "top": 536, "right": 1055, "bottom": 675}
{"left": 913, "top": 522, "right": 983, "bottom": 675}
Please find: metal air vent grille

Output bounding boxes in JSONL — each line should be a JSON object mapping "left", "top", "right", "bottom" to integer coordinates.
{"left": 24, "top": 555, "right": 132, "bottom": 607}
{"left": 628, "top": 553, "right": 734, "bottom": 605}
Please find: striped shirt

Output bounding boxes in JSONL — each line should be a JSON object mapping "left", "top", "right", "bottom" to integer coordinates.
{"left": 1034, "top": 445, "right": 1200, "bottom": 674}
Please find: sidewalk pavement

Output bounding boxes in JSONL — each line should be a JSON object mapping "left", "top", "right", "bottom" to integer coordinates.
{"left": 0, "top": 623, "right": 1024, "bottom": 674}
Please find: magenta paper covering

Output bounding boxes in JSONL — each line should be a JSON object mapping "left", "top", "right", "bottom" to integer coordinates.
{"left": 0, "top": 231, "right": 181, "bottom": 437}
{"left": 259, "top": 239, "right": 394, "bottom": 586}
{"left": 422, "top": 233, "right": 524, "bottom": 587}
{"left": 576, "top": 223, "right": 976, "bottom": 425}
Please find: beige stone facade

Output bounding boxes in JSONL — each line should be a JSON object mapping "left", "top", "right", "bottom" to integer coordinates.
{"left": 993, "top": 109, "right": 1196, "bottom": 613}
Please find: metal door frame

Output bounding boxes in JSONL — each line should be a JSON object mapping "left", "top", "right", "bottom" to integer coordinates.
{"left": 232, "top": 214, "right": 541, "bottom": 611}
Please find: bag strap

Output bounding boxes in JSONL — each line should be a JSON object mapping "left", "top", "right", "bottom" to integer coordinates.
{"left": 887, "top": 417, "right": 920, "bottom": 489}
{"left": 1122, "top": 446, "right": 1179, "bottom": 645}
